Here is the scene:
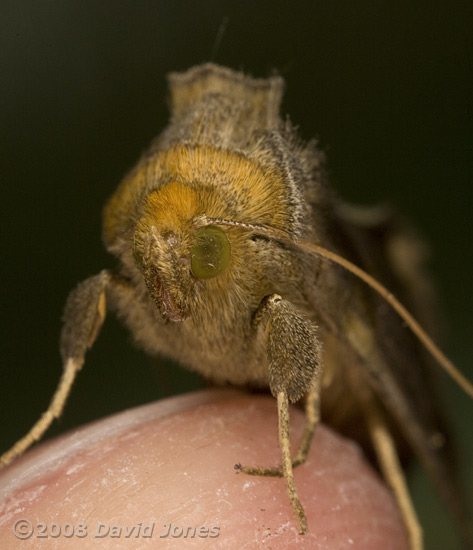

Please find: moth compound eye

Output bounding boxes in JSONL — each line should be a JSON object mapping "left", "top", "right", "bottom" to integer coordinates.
{"left": 191, "top": 226, "right": 230, "bottom": 279}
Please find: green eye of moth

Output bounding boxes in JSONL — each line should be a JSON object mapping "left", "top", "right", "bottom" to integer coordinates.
{"left": 1, "top": 63, "right": 472, "bottom": 550}
{"left": 191, "top": 225, "right": 231, "bottom": 279}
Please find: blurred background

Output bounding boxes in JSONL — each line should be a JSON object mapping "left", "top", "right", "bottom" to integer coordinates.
{"left": 1, "top": 1, "right": 471, "bottom": 547}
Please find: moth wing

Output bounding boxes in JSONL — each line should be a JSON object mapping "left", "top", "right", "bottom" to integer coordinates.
{"left": 332, "top": 203, "right": 472, "bottom": 538}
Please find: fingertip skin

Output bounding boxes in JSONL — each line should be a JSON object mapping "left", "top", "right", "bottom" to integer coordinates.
{"left": 0, "top": 390, "right": 408, "bottom": 549}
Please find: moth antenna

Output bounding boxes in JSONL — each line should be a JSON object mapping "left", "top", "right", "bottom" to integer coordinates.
{"left": 210, "top": 16, "right": 229, "bottom": 61}
{"left": 295, "top": 238, "right": 473, "bottom": 399}
{"left": 205, "top": 216, "right": 473, "bottom": 398}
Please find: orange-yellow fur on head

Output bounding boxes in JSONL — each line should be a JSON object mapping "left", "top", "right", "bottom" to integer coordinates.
{"left": 160, "top": 145, "right": 290, "bottom": 229}
{"left": 103, "top": 143, "right": 292, "bottom": 250}
{"left": 132, "top": 181, "right": 200, "bottom": 273}
{"left": 139, "top": 182, "right": 200, "bottom": 234}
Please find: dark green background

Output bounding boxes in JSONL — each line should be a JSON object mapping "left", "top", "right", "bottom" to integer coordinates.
{"left": 1, "top": 1, "right": 472, "bottom": 548}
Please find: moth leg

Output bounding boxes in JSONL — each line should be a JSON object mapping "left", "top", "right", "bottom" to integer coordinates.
{"left": 0, "top": 270, "right": 112, "bottom": 469}
{"left": 277, "top": 389, "right": 308, "bottom": 533}
{"left": 236, "top": 294, "right": 322, "bottom": 534}
{"left": 0, "top": 358, "right": 84, "bottom": 470}
{"left": 237, "top": 390, "right": 309, "bottom": 533}
{"left": 292, "top": 375, "right": 321, "bottom": 467}
{"left": 363, "top": 394, "right": 422, "bottom": 550}
{"left": 237, "top": 374, "right": 321, "bottom": 480}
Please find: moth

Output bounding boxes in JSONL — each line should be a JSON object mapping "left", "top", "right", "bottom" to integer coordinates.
{"left": 1, "top": 64, "right": 472, "bottom": 549}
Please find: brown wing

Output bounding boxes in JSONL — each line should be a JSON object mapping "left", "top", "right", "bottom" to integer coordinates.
{"left": 329, "top": 202, "right": 472, "bottom": 542}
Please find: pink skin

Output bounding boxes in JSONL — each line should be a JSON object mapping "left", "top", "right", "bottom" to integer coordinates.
{"left": 0, "top": 390, "right": 408, "bottom": 549}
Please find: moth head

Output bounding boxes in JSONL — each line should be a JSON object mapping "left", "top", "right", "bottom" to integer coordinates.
{"left": 133, "top": 183, "right": 232, "bottom": 322}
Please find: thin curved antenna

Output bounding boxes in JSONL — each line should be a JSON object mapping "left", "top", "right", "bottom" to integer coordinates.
{"left": 204, "top": 216, "right": 473, "bottom": 399}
